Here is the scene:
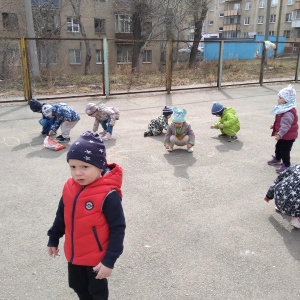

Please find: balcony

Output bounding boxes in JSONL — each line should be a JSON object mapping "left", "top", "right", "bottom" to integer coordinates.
{"left": 115, "top": 32, "right": 133, "bottom": 44}
{"left": 224, "top": 10, "right": 240, "bottom": 16}
{"left": 294, "top": 2, "right": 300, "bottom": 9}
{"left": 292, "top": 19, "right": 300, "bottom": 28}
{"left": 223, "top": 24, "right": 241, "bottom": 31}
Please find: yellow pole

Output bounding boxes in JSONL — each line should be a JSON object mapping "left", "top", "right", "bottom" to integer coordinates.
{"left": 20, "top": 37, "right": 32, "bottom": 101}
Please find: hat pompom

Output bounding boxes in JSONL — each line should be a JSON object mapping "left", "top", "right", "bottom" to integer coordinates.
{"left": 29, "top": 98, "right": 42, "bottom": 112}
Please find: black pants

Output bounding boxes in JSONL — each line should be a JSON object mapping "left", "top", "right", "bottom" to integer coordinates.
{"left": 275, "top": 139, "right": 295, "bottom": 167}
{"left": 68, "top": 263, "right": 109, "bottom": 300}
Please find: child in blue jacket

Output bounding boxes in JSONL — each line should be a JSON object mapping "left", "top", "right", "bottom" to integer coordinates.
{"left": 42, "top": 103, "right": 80, "bottom": 143}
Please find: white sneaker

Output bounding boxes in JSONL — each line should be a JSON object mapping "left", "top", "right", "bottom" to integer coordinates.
{"left": 290, "top": 217, "right": 300, "bottom": 229}
{"left": 102, "top": 133, "right": 112, "bottom": 140}
{"left": 187, "top": 147, "right": 193, "bottom": 153}
{"left": 99, "top": 130, "right": 107, "bottom": 136}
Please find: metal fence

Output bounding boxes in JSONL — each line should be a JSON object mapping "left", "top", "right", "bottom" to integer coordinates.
{"left": 0, "top": 37, "right": 299, "bottom": 103}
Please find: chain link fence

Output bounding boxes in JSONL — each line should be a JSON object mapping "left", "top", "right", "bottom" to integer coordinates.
{"left": 0, "top": 37, "right": 299, "bottom": 102}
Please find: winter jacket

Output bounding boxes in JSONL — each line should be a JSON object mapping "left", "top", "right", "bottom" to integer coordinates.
{"left": 266, "top": 164, "right": 300, "bottom": 217}
{"left": 164, "top": 122, "right": 195, "bottom": 145}
{"left": 50, "top": 104, "right": 80, "bottom": 132}
{"left": 213, "top": 107, "right": 240, "bottom": 136}
{"left": 272, "top": 108, "right": 298, "bottom": 140}
{"left": 147, "top": 115, "right": 169, "bottom": 136}
{"left": 93, "top": 104, "right": 118, "bottom": 132}
{"left": 47, "top": 164, "right": 125, "bottom": 268}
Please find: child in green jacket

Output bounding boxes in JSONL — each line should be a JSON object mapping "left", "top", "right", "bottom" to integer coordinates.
{"left": 210, "top": 102, "right": 240, "bottom": 142}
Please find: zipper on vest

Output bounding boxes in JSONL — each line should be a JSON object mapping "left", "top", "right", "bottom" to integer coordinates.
{"left": 92, "top": 226, "right": 103, "bottom": 252}
{"left": 70, "top": 186, "right": 86, "bottom": 264}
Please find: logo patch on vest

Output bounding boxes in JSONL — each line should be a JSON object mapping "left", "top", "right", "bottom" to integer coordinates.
{"left": 85, "top": 201, "right": 94, "bottom": 210}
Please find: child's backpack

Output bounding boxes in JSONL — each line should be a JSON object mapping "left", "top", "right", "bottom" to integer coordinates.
{"left": 111, "top": 107, "right": 120, "bottom": 120}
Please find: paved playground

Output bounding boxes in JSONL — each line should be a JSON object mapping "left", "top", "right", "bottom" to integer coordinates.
{"left": 1, "top": 84, "right": 300, "bottom": 300}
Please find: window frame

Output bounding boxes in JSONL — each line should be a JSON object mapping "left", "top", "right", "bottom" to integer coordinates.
{"left": 270, "top": 14, "right": 276, "bottom": 23}
{"left": 67, "top": 17, "right": 80, "bottom": 33}
{"left": 245, "top": 2, "right": 251, "bottom": 10}
{"left": 115, "top": 14, "right": 132, "bottom": 33}
{"left": 96, "top": 49, "right": 102, "bottom": 64}
{"left": 244, "top": 17, "right": 250, "bottom": 25}
{"left": 69, "top": 49, "right": 81, "bottom": 65}
{"left": 257, "top": 16, "right": 264, "bottom": 24}
{"left": 142, "top": 50, "right": 152, "bottom": 64}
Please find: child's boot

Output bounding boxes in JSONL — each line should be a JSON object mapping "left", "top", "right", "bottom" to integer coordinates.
{"left": 144, "top": 130, "right": 153, "bottom": 137}
{"left": 100, "top": 130, "right": 107, "bottom": 136}
{"left": 267, "top": 155, "right": 281, "bottom": 165}
{"left": 290, "top": 217, "right": 300, "bottom": 229}
{"left": 227, "top": 135, "right": 238, "bottom": 142}
{"left": 102, "top": 132, "right": 112, "bottom": 140}
{"left": 187, "top": 146, "right": 193, "bottom": 153}
{"left": 276, "top": 163, "right": 288, "bottom": 174}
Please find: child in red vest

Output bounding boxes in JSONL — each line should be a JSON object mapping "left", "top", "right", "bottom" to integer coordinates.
{"left": 47, "top": 131, "right": 126, "bottom": 300}
{"left": 267, "top": 85, "right": 298, "bottom": 173}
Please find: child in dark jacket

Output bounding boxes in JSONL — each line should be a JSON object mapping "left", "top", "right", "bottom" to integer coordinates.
{"left": 144, "top": 106, "right": 173, "bottom": 137}
{"left": 164, "top": 107, "right": 195, "bottom": 152}
{"left": 29, "top": 98, "right": 55, "bottom": 136}
{"left": 210, "top": 102, "right": 240, "bottom": 142}
{"left": 47, "top": 131, "right": 126, "bottom": 300}
{"left": 264, "top": 164, "right": 300, "bottom": 228}
{"left": 42, "top": 103, "right": 80, "bottom": 143}
{"left": 267, "top": 85, "right": 298, "bottom": 174}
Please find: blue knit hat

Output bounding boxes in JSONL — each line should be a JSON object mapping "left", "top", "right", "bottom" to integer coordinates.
{"left": 67, "top": 131, "right": 107, "bottom": 169}
{"left": 162, "top": 106, "right": 173, "bottom": 117}
{"left": 29, "top": 98, "right": 42, "bottom": 112}
{"left": 211, "top": 102, "right": 224, "bottom": 115}
{"left": 173, "top": 107, "right": 187, "bottom": 123}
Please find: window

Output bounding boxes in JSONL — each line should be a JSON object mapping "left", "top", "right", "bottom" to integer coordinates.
{"left": 209, "top": 5, "right": 215, "bottom": 11}
{"left": 233, "top": 3, "right": 240, "bottom": 9}
{"left": 269, "top": 31, "right": 275, "bottom": 36}
{"left": 220, "top": 0, "right": 225, "bottom": 3}
{"left": 39, "top": 47, "right": 57, "bottom": 65}
{"left": 284, "top": 30, "right": 291, "bottom": 38}
{"left": 257, "top": 31, "right": 263, "bottom": 35}
{"left": 258, "top": 16, "right": 264, "bottom": 24}
{"left": 188, "top": 33, "right": 194, "bottom": 40}
{"left": 69, "top": 49, "right": 81, "bottom": 64}
{"left": 297, "top": 30, "right": 300, "bottom": 38}
{"left": 96, "top": 49, "right": 102, "bottom": 64}
{"left": 270, "top": 15, "right": 276, "bottom": 23}
{"left": 117, "top": 48, "right": 132, "bottom": 63}
{"left": 259, "top": 0, "right": 265, "bottom": 8}
{"left": 224, "top": 15, "right": 240, "bottom": 25}
{"left": 219, "top": 13, "right": 224, "bottom": 17}
{"left": 209, "top": 20, "right": 214, "bottom": 25}
{"left": 143, "top": 50, "right": 152, "bottom": 63}
{"left": 2, "top": 13, "right": 19, "bottom": 30}
{"left": 293, "top": 10, "right": 300, "bottom": 19}
{"left": 245, "top": 2, "right": 251, "bottom": 10}
{"left": 143, "top": 22, "right": 152, "bottom": 35}
{"left": 218, "top": 27, "right": 223, "bottom": 31}
{"left": 67, "top": 17, "right": 80, "bottom": 33}
{"left": 94, "top": 19, "right": 105, "bottom": 34}
{"left": 244, "top": 17, "right": 250, "bottom": 25}
{"left": 286, "top": 13, "right": 292, "bottom": 22}
{"left": 188, "top": 20, "right": 195, "bottom": 27}
{"left": 115, "top": 15, "right": 131, "bottom": 33}
{"left": 271, "top": 0, "right": 278, "bottom": 7}
{"left": 223, "top": 31, "right": 240, "bottom": 38}
{"left": 287, "top": 0, "right": 294, "bottom": 4}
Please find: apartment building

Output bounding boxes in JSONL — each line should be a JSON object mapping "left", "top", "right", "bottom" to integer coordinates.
{"left": 201, "top": 0, "right": 300, "bottom": 47}
{"left": 0, "top": 0, "right": 162, "bottom": 76}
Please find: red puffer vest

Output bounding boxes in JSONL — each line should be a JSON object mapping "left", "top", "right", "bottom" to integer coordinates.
{"left": 63, "top": 163, "right": 122, "bottom": 266}
{"left": 272, "top": 108, "right": 298, "bottom": 140}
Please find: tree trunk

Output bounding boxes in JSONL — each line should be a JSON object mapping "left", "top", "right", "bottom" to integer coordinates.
{"left": 131, "top": 11, "right": 143, "bottom": 73}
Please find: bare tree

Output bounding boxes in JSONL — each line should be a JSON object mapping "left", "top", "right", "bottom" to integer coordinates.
{"left": 188, "top": 0, "right": 209, "bottom": 68}
{"left": 67, "top": 0, "right": 92, "bottom": 75}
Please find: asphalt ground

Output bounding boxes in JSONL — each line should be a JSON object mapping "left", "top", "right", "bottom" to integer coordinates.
{"left": 1, "top": 84, "right": 300, "bottom": 300}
